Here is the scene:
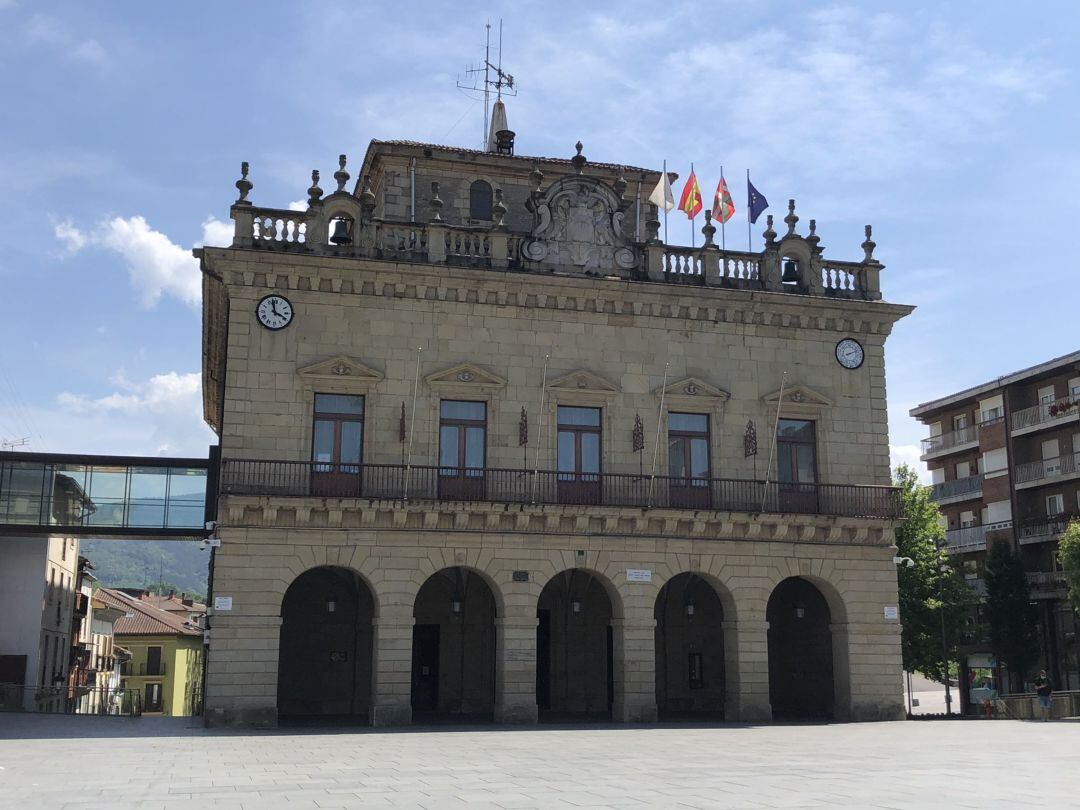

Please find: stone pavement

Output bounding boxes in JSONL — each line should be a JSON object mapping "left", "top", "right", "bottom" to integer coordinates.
{"left": 0, "top": 714, "right": 1074, "bottom": 809}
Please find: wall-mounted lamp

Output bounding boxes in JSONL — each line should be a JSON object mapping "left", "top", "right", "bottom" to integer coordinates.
{"left": 451, "top": 596, "right": 462, "bottom": 615}
{"left": 794, "top": 605, "right": 805, "bottom": 619}
{"left": 325, "top": 597, "right": 336, "bottom": 614}
{"left": 571, "top": 598, "right": 583, "bottom": 614}
{"left": 685, "top": 600, "right": 696, "bottom": 618}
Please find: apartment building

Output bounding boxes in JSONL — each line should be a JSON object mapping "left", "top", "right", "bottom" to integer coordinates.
{"left": 911, "top": 351, "right": 1080, "bottom": 700}
{"left": 197, "top": 106, "right": 912, "bottom": 727}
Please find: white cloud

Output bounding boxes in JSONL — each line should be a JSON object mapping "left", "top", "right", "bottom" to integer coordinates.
{"left": 25, "top": 14, "right": 109, "bottom": 71}
{"left": 288, "top": 200, "right": 308, "bottom": 212}
{"left": 890, "top": 444, "right": 929, "bottom": 483}
{"left": 72, "top": 39, "right": 108, "bottom": 68}
{"left": 53, "top": 214, "right": 231, "bottom": 308}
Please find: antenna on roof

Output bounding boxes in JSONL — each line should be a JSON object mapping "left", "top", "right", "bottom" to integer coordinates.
{"left": 1, "top": 437, "right": 29, "bottom": 450}
{"left": 456, "top": 19, "right": 517, "bottom": 150}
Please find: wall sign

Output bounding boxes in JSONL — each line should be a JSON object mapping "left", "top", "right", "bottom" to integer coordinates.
{"left": 512, "top": 570, "right": 529, "bottom": 582}
{"left": 626, "top": 569, "right": 652, "bottom": 583}
{"left": 213, "top": 596, "right": 233, "bottom": 611}
{"left": 506, "top": 649, "right": 537, "bottom": 662}
{"left": 329, "top": 651, "right": 348, "bottom": 663}
{"left": 883, "top": 605, "right": 898, "bottom": 620}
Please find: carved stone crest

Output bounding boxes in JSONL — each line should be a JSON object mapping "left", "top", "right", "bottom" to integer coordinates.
{"left": 522, "top": 177, "right": 637, "bottom": 273}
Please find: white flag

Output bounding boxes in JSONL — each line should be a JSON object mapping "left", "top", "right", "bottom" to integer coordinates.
{"left": 649, "top": 169, "right": 675, "bottom": 212}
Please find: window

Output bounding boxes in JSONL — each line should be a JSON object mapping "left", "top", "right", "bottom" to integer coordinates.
{"left": 955, "top": 461, "right": 970, "bottom": 479}
{"left": 469, "top": 180, "right": 493, "bottom": 220}
{"left": 1047, "top": 494, "right": 1065, "bottom": 517}
{"left": 1039, "top": 385, "right": 1055, "bottom": 405}
{"left": 953, "top": 414, "right": 969, "bottom": 431}
{"left": 982, "top": 448, "right": 1007, "bottom": 474}
{"left": 557, "top": 406, "right": 602, "bottom": 504}
{"left": 312, "top": 394, "right": 364, "bottom": 469}
{"left": 959, "top": 510, "right": 975, "bottom": 528}
{"left": 1042, "top": 439, "right": 1058, "bottom": 460}
{"left": 439, "top": 401, "right": 487, "bottom": 499}
{"left": 777, "top": 419, "right": 817, "bottom": 485}
{"left": 668, "top": 413, "right": 711, "bottom": 507}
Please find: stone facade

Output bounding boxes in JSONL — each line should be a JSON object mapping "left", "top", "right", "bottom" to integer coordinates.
{"left": 198, "top": 134, "right": 912, "bottom": 727}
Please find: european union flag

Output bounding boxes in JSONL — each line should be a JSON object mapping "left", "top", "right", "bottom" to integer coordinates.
{"left": 747, "top": 178, "right": 769, "bottom": 224}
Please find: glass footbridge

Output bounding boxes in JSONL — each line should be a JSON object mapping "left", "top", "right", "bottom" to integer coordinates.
{"left": 0, "top": 451, "right": 215, "bottom": 540}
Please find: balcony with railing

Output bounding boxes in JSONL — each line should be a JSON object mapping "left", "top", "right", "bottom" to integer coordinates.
{"left": 945, "top": 524, "right": 992, "bottom": 554}
{"left": 219, "top": 460, "right": 903, "bottom": 520}
{"left": 1026, "top": 571, "right": 1068, "bottom": 598}
{"left": 1018, "top": 517, "right": 1074, "bottom": 546}
{"left": 920, "top": 425, "right": 979, "bottom": 460}
{"left": 1011, "top": 395, "right": 1080, "bottom": 435}
{"left": 929, "top": 474, "right": 983, "bottom": 504}
{"left": 1014, "top": 452, "right": 1080, "bottom": 489}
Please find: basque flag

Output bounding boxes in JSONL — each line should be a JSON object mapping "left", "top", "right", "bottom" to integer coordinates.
{"left": 747, "top": 177, "right": 769, "bottom": 224}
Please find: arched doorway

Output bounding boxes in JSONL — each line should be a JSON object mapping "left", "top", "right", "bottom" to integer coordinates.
{"left": 655, "top": 573, "right": 726, "bottom": 719}
{"left": 411, "top": 567, "right": 497, "bottom": 722}
{"left": 278, "top": 566, "right": 374, "bottom": 723}
{"left": 536, "top": 568, "right": 615, "bottom": 720}
{"left": 767, "top": 576, "right": 834, "bottom": 720}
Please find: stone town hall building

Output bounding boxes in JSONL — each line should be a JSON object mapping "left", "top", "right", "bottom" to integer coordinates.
{"left": 197, "top": 112, "right": 912, "bottom": 726}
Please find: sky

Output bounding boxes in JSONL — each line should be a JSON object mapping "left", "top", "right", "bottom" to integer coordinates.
{"left": 0, "top": 1, "right": 1077, "bottom": 479}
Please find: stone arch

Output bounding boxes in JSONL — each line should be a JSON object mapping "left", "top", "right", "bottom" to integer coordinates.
{"left": 277, "top": 565, "right": 375, "bottom": 723}
{"left": 654, "top": 571, "right": 730, "bottom": 719}
{"left": 766, "top": 575, "right": 838, "bottom": 720}
{"left": 410, "top": 566, "right": 499, "bottom": 721}
{"left": 535, "top": 567, "right": 622, "bottom": 720}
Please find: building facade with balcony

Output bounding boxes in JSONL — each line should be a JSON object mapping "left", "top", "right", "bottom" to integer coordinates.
{"left": 911, "top": 350, "right": 1080, "bottom": 702}
{"left": 198, "top": 112, "right": 912, "bottom": 727}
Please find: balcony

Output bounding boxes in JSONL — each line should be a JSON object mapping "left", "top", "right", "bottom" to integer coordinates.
{"left": 1018, "top": 517, "right": 1074, "bottom": 546}
{"left": 1026, "top": 571, "right": 1068, "bottom": 598}
{"left": 1011, "top": 396, "right": 1080, "bottom": 436}
{"left": 920, "top": 425, "right": 978, "bottom": 460}
{"left": 945, "top": 524, "right": 992, "bottom": 554}
{"left": 219, "top": 460, "right": 903, "bottom": 520}
{"left": 930, "top": 474, "right": 983, "bottom": 505}
{"left": 1014, "top": 452, "right": 1080, "bottom": 489}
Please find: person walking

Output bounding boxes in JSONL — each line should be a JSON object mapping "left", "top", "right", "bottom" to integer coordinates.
{"left": 1033, "top": 670, "right": 1053, "bottom": 721}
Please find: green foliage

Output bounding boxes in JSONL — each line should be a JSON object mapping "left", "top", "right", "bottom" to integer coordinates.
{"left": 1060, "top": 521, "right": 1080, "bottom": 617}
{"left": 81, "top": 539, "right": 209, "bottom": 599}
{"left": 984, "top": 539, "right": 1039, "bottom": 690}
{"left": 893, "top": 464, "right": 972, "bottom": 683}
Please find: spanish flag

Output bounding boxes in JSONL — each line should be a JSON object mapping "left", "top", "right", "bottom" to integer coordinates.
{"left": 678, "top": 170, "right": 702, "bottom": 219}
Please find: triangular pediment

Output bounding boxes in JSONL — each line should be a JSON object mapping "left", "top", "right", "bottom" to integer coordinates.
{"left": 425, "top": 362, "right": 506, "bottom": 389}
{"left": 547, "top": 369, "right": 620, "bottom": 394}
{"left": 656, "top": 377, "right": 730, "bottom": 401}
{"left": 297, "top": 356, "right": 383, "bottom": 383}
{"left": 762, "top": 383, "right": 834, "bottom": 407}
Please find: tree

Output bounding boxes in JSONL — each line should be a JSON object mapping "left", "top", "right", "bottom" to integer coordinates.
{"left": 984, "top": 539, "right": 1039, "bottom": 692}
{"left": 893, "top": 464, "right": 972, "bottom": 683}
{"left": 1060, "top": 520, "right": 1080, "bottom": 617}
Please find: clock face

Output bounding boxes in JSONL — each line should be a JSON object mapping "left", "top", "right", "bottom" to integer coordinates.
{"left": 836, "top": 338, "right": 865, "bottom": 369}
{"left": 256, "top": 295, "right": 293, "bottom": 330}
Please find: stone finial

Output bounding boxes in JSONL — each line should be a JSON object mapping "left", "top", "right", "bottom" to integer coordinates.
{"left": 701, "top": 209, "right": 716, "bottom": 248}
{"left": 644, "top": 202, "right": 660, "bottom": 242}
{"left": 529, "top": 161, "right": 544, "bottom": 192}
{"left": 806, "top": 218, "right": 821, "bottom": 254}
{"left": 862, "top": 224, "right": 877, "bottom": 262}
{"left": 613, "top": 173, "right": 627, "bottom": 201}
{"left": 430, "top": 181, "right": 444, "bottom": 222}
{"left": 359, "top": 175, "right": 376, "bottom": 215}
{"left": 234, "top": 161, "right": 252, "bottom": 205}
{"left": 307, "top": 170, "right": 323, "bottom": 206}
{"left": 784, "top": 199, "right": 798, "bottom": 236}
{"left": 334, "top": 154, "right": 350, "bottom": 192}
{"left": 763, "top": 214, "right": 777, "bottom": 246}
{"left": 492, "top": 187, "right": 507, "bottom": 228}
{"left": 571, "top": 141, "right": 586, "bottom": 174}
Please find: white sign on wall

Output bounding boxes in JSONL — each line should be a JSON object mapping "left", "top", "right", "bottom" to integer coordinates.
{"left": 214, "top": 596, "right": 233, "bottom": 611}
{"left": 883, "top": 605, "right": 898, "bottom": 620}
{"left": 626, "top": 569, "right": 652, "bottom": 583}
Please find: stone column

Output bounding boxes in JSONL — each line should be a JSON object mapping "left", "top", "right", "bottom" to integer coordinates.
{"left": 204, "top": 614, "right": 281, "bottom": 727}
{"left": 495, "top": 612, "right": 539, "bottom": 723}
{"left": 836, "top": 620, "right": 905, "bottom": 721}
{"left": 611, "top": 617, "right": 658, "bottom": 723}
{"left": 371, "top": 612, "right": 414, "bottom": 726}
{"left": 725, "top": 618, "right": 772, "bottom": 721}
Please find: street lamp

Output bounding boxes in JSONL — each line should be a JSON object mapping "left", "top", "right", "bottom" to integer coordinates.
{"left": 939, "top": 562, "right": 953, "bottom": 716}
{"left": 893, "top": 556, "right": 916, "bottom": 716}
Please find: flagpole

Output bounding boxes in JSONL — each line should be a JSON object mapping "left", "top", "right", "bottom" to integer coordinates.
{"left": 747, "top": 169, "right": 752, "bottom": 252}
{"left": 662, "top": 160, "right": 669, "bottom": 245}
{"left": 648, "top": 362, "right": 671, "bottom": 507}
{"left": 404, "top": 346, "right": 422, "bottom": 501}
{"left": 689, "top": 162, "right": 695, "bottom": 249}
{"left": 720, "top": 165, "right": 726, "bottom": 252}
{"left": 760, "top": 371, "right": 787, "bottom": 513}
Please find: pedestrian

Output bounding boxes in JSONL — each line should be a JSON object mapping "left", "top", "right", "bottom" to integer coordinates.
{"left": 1033, "top": 670, "right": 1053, "bottom": 721}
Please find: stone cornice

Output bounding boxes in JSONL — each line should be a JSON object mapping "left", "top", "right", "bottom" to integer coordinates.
{"left": 219, "top": 494, "right": 897, "bottom": 548}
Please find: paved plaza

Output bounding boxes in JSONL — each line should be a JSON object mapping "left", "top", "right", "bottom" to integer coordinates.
{"left": 0, "top": 715, "right": 1074, "bottom": 809}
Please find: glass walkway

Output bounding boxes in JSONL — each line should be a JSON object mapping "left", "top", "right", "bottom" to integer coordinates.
{"left": 0, "top": 452, "right": 213, "bottom": 540}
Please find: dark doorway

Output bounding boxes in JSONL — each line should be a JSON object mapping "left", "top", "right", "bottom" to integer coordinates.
{"left": 144, "top": 682, "right": 163, "bottom": 712}
{"left": 536, "top": 569, "right": 614, "bottom": 721}
{"left": 767, "top": 576, "right": 834, "bottom": 720}
{"left": 145, "top": 645, "right": 162, "bottom": 676}
{"left": 411, "top": 567, "right": 497, "bottom": 722}
{"left": 411, "top": 624, "right": 440, "bottom": 712}
{"left": 278, "top": 566, "right": 374, "bottom": 724}
{"left": 654, "top": 573, "right": 726, "bottom": 720}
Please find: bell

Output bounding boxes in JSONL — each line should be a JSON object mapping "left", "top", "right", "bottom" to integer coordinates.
{"left": 329, "top": 218, "right": 352, "bottom": 245}
{"left": 782, "top": 259, "right": 799, "bottom": 283}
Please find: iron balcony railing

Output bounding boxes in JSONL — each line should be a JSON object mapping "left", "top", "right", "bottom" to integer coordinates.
{"left": 1011, "top": 395, "right": 1080, "bottom": 432}
{"left": 219, "top": 459, "right": 903, "bottom": 519}
{"left": 930, "top": 474, "right": 983, "bottom": 502}
{"left": 0, "top": 684, "right": 142, "bottom": 716}
{"left": 920, "top": 424, "right": 978, "bottom": 457}
{"left": 1018, "top": 517, "right": 1074, "bottom": 545}
{"left": 1026, "top": 571, "right": 1068, "bottom": 593}
{"left": 945, "top": 525, "right": 990, "bottom": 554}
{"left": 1015, "top": 452, "right": 1080, "bottom": 485}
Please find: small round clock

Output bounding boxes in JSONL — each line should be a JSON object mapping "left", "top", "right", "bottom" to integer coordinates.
{"left": 256, "top": 294, "right": 293, "bottom": 331}
{"left": 835, "top": 338, "right": 864, "bottom": 369}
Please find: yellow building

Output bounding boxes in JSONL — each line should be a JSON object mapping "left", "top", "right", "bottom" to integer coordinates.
{"left": 97, "top": 589, "right": 204, "bottom": 716}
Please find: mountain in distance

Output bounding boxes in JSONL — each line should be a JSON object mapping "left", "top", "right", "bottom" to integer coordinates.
{"left": 80, "top": 539, "right": 210, "bottom": 600}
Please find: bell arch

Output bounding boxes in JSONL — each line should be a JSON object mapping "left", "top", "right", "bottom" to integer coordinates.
{"left": 277, "top": 565, "right": 375, "bottom": 724}
{"left": 766, "top": 576, "right": 835, "bottom": 720}
{"left": 410, "top": 566, "right": 499, "bottom": 721}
